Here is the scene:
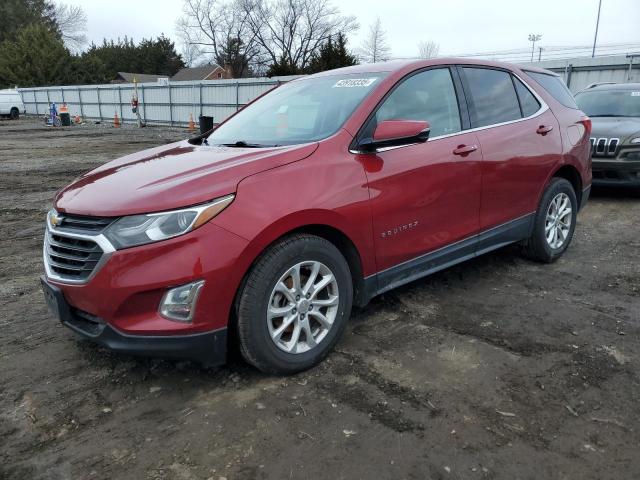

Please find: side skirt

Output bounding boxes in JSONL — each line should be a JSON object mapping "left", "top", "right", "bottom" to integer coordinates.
{"left": 362, "top": 214, "right": 534, "bottom": 300}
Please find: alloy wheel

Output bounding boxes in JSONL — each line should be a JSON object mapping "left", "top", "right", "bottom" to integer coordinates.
{"left": 267, "top": 261, "right": 339, "bottom": 354}
{"left": 545, "top": 192, "right": 572, "bottom": 249}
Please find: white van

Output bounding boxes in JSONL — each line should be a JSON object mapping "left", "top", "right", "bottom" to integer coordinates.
{"left": 0, "top": 89, "right": 26, "bottom": 119}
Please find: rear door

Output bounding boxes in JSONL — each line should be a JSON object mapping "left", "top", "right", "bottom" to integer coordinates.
{"left": 458, "top": 66, "right": 563, "bottom": 231}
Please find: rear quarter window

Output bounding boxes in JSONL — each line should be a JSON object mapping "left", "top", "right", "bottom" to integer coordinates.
{"left": 525, "top": 71, "right": 578, "bottom": 109}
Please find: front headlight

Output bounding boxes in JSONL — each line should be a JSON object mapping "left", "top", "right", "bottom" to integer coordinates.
{"left": 104, "top": 194, "right": 234, "bottom": 249}
{"left": 631, "top": 137, "right": 640, "bottom": 144}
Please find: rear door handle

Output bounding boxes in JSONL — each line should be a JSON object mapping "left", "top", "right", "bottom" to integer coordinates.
{"left": 536, "top": 125, "right": 554, "bottom": 135}
{"left": 452, "top": 144, "right": 478, "bottom": 156}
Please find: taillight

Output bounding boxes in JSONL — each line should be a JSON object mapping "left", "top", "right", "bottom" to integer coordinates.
{"left": 579, "top": 116, "right": 592, "bottom": 136}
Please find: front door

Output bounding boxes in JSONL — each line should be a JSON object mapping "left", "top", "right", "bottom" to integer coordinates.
{"left": 356, "top": 67, "right": 482, "bottom": 288}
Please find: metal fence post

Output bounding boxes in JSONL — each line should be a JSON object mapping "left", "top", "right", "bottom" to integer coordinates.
{"left": 45, "top": 88, "right": 51, "bottom": 114}
{"left": 199, "top": 83, "right": 203, "bottom": 117}
{"left": 566, "top": 64, "right": 574, "bottom": 89}
{"left": 236, "top": 82, "right": 240, "bottom": 111}
{"left": 141, "top": 84, "right": 146, "bottom": 122}
{"left": 61, "top": 88, "right": 65, "bottom": 106}
{"left": 78, "top": 87, "right": 84, "bottom": 117}
{"left": 168, "top": 83, "right": 173, "bottom": 126}
{"left": 34, "top": 91, "right": 39, "bottom": 115}
{"left": 96, "top": 87, "right": 102, "bottom": 121}
{"left": 117, "top": 86, "right": 123, "bottom": 123}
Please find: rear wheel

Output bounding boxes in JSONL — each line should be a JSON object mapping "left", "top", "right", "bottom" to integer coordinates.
{"left": 10, "top": 108, "right": 19, "bottom": 120}
{"left": 236, "top": 234, "right": 353, "bottom": 374}
{"left": 523, "top": 177, "right": 577, "bottom": 263}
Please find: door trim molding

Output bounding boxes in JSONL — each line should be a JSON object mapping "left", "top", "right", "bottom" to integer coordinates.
{"left": 363, "top": 212, "right": 535, "bottom": 299}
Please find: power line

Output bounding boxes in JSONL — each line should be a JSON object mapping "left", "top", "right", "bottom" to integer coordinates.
{"left": 388, "top": 42, "right": 640, "bottom": 63}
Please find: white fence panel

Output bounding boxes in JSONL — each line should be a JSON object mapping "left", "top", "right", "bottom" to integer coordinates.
{"left": 18, "top": 76, "right": 298, "bottom": 126}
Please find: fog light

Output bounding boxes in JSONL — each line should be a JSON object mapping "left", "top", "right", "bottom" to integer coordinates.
{"left": 159, "top": 280, "right": 205, "bottom": 322}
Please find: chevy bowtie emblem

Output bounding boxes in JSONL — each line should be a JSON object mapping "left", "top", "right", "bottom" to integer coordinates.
{"left": 50, "top": 213, "right": 62, "bottom": 227}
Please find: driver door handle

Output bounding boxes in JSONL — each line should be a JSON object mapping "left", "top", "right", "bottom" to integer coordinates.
{"left": 536, "top": 125, "right": 554, "bottom": 135}
{"left": 453, "top": 144, "right": 478, "bottom": 156}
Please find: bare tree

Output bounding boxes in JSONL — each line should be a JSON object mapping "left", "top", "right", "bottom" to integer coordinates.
{"left": 417, "top": 40, "right": 439, "bottom": 59}
{"left": 176, "top": 0, "right": 263, "bottom": 77}
{"left": 241, "top": 0, "right": 358, "bottom": 74}
{"left": 53, "top": 3, "right": 88, "bottom": 52}
{"left": 180, "top": 42, "right": 204, "bottom": 67}
{"left": 359, "top": 17, "right": 390, "bottom": 63}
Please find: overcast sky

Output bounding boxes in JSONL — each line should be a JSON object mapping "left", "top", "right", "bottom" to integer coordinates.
{"left": 59, "top": 0, "right": 640, "bottom": 61}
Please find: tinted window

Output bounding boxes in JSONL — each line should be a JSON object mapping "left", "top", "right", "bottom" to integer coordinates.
{"left": 575, "top": 89, "right": 640, "bottom": 117}
{"left": 376, "top": 68, "right": 461, "bottom": 137}
{"left": 209, "top": 73, "right": 386, "bottom": 146}
{"left": 463, "top": 67, "right": 522, "bottom": 127}
{"left": 526, "top": 71, "right": 578, "bottom": 109}
{"left": 513, "top": 77, "right": 541, "bottom": 117}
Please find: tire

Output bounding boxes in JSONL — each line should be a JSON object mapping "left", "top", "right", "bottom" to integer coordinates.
{"left": 10, "top": 108, "right": 19, "bottom": 120}
{"left": 523, "top": 177, "right": 577, "bottom": 263}
{"left": 236, "top": 234, "right": 353, "bottom": 374}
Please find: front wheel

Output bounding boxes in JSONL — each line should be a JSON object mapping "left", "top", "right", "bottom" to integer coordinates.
{"left": 236, "top": 234, "right": 353, "bottom": 374}
{"left": 523, "top": 177, "right": 577, "bottom": 263}
{"left": 10, "top": 108, "right": 19, "bottom": 120}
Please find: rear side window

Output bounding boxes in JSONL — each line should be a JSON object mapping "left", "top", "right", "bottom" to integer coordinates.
{"left": 462, "top": 67, "right": 522, "bottom": 127}
{"left": 525, "top": 71, "right": 578, "bottom": 109}
{"left": 513, "top": 77, "right": 541, "bottom": 117}
{"left": 376, "top": 68, "right": 462, "bottom": 137}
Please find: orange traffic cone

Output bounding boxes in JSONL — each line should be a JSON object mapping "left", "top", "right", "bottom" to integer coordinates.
{"left": 188, "top": 113, "right": 196, "bottom": 132}
{"left": 114, "top": 112, "right": 120, "bottom": 128}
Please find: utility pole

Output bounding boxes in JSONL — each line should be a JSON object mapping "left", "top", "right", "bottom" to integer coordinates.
{"left": 538, "top": 47, "right": 544, "bottom": 61}
{"left": 592, "top": 0, "right": 603, "bottom": 57}
{"left": 529, "top": 34, "right": 542, "bottom": 62}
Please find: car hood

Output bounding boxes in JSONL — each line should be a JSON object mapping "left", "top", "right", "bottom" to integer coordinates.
{"left": 590, "top": 117, "right": 640, "bottom": 142}
{"left": 55, "top": 140, "right": 318, "bottom": 217}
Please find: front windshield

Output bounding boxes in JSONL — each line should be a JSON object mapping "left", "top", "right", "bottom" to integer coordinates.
{"left": 208, "top": 73, "right": 387, "bottom": 146}
{"left": 575, "top": 89, "right": 640, "bottom": 117}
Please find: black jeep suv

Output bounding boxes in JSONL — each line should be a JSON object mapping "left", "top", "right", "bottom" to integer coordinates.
{"left": 575, "top": 83, "right": 640, "bottom": 188}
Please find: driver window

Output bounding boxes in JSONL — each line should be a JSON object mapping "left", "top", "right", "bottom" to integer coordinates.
{"left": 376, "top": 68, "right": 462, "bottom": 138}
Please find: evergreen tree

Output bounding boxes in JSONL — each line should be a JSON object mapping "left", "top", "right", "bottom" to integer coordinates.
{"left": 81, "top": 36, "right": 185, "bottom": 81}
{"left": 306, "top": 33, "right": 358, "bottom": 74}
{"left": 266, "top": 56, "right": 301, "bottom": 77}
{"left": 0, "top": 0, "right": 59, "bottom": 44}
{"left": 0, "top": 23, "right": 71, "bottom": 88}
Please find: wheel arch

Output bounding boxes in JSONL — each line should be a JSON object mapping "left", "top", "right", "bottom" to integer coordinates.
{"left": 551, "top": 164, "right": 583, "bottom": 205}
{"left": 224, "top": 211, "right": 373, "bottom": 352}
{"left": 233, "top": 219, "right": 369, "bottom": 310}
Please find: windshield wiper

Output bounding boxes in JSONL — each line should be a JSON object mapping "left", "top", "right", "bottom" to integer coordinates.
{"left": 218, "top": 140, "right": 271, "bottom": 148}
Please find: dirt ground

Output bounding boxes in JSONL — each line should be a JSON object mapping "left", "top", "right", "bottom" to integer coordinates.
{"left": 1, "top": 117, "right": 639, "bottom": 480}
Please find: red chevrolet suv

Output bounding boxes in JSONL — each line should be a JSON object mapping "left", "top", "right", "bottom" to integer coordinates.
{"left": 41, "top": 59, "right": 592, "bottom": 373}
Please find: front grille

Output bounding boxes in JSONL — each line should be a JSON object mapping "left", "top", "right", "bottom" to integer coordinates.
{"left": 45, "top": 231, "right": 104, "bottom": 281}
{"left": 590, "top": 137, "right": 620, "bottom": 157}
{"left": 57, "top": 213, "right": 113, "bottom": 232}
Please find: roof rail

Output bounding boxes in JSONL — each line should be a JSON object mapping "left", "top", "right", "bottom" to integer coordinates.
{"left": 584, "top": 81, "right": 617, "bottom": 89}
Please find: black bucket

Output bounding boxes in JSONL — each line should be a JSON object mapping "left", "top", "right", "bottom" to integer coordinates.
{"left": 199, "top": 115, "right": 214, "bottom": 134}
{"left": 60, "top": 112, "right": 71, "bottom": 127}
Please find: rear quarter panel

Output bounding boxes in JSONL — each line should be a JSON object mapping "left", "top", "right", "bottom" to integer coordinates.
{"left": 519, "top": 69, "right": 592, "bottom": 194}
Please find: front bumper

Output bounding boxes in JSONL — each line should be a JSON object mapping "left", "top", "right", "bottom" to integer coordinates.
{"left": 592, "top": 158, "right": 640, "bottom": 187}
{"left": 41, "top": 276, "right": 227, "bottom": 365}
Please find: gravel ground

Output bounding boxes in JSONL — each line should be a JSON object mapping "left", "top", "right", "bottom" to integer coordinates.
{"left": 1, "top": 117, "right": 639, "bottom": 480}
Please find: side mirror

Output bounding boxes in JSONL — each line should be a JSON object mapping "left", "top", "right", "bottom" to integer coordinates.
{"left": 358, "top": 120, "right": 430, "bottom": 152}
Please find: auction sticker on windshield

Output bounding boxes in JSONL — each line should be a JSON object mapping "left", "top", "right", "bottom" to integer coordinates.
{"left": 333, "top": 78, "right": 378, "bottom": 88}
